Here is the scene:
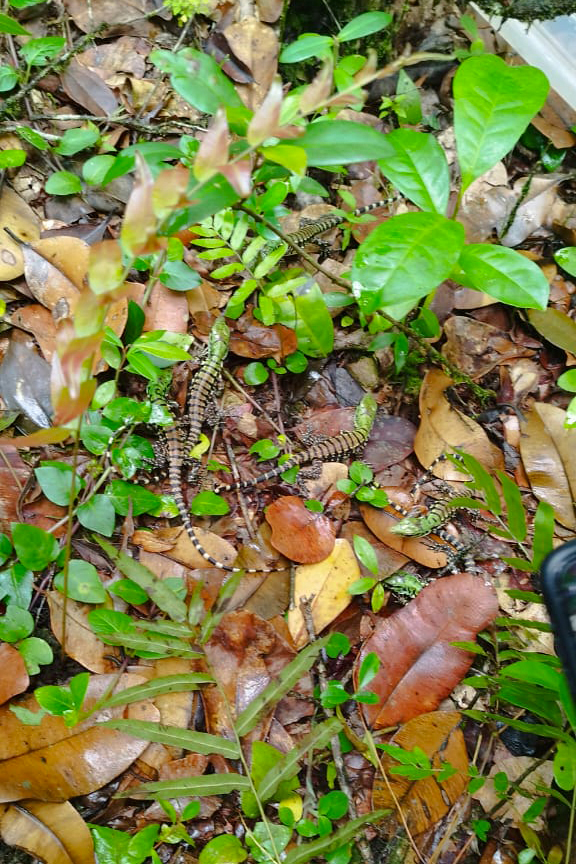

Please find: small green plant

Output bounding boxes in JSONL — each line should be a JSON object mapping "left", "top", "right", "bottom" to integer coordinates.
{"left": 163, "top": 0, "right": 211, "bottom": 23}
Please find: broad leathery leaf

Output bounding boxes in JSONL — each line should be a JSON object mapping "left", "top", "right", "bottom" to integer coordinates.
{"left": 0, "top": 800, "right": 94, "bottom": 864}
{"left": 293, "top": 281, "right": 334, "bottom": 356}
{"left": 163, "top": 174, "right": 240, "bottom": 233}
{"left": 235, "top": 636, "right": 329, "bottom": 736}
{"left": 377, "top": 128, "right": 450, "bottom": 214}
{"left": 457, "top": 244, "right": 549, "bottom": 309}
{"left": 283, "top": 812, "right": 387, "bottom": 864}
{"left": 352, "top": 213, "right": 465, "bottom": 314}
{"left": 95, "top": 536, "right": 187, "bottom": 622}
{"left": 279, "top": 34, "right": 333, "bottom": 64}
{"left": 454, "top": 55, "right": 549, "bottom": 191}
{"left": 555, "top": 246, "right": 576, "bottom": 278}
{"left": 261, "top": 143, "right": 307, "bottom": 175}
{"left": 0, "top": 13, "right": 31, "bottom": 35}
{"left": 554, "top": 741, "right": 576, "bottom": 791}
{"left": 373, "top": 712, "right": 468, "bottom": 835}
{"left": 101, "top": 719, "right": 240, "bottom": 758}
{"left": 290, "top": 119, "right": 394, "bottom": 167}
{"left": 0, "top": 673, "right": 158, "bottom": 803}
{"left": 356, "top": 572, "right": 498, "bottom": 728}
{"left": 116, "top": 773, "right": 251, "bottom": 800}
{"left": 257, "top": 718, "right": 341, "bottom": 803}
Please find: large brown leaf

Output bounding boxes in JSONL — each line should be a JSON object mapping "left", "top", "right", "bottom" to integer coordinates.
{"left": 372, "top": 711, "right": 468, "bottom": 835}
{"left": 266, "top": 496, "right": 336, "bottom": 563}
{"left": 0, "top": 800, "right": 95, "bottom": 864}
{"left": 355, "top": 573, "right": 498, "bottom": 728}
{"left": 0, "top": 674, "right": 158, "bottom": 802}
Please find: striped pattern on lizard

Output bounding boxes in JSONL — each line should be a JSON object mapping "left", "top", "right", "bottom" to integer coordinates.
{"left": 148, "top": 325, "right": 286, "bottom": 574}
{"left": 186, "top": 316, "right": 230, "bottom": 453}
{"left": 262, "top": 198, "right": 396, "bottom": 259}
{"left": 214, "top": 394, "right": 377, "bottom": 494}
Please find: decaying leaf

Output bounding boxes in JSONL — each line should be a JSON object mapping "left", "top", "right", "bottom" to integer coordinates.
{"left": 287, "top": 539, "right": 361, "bottom": 647}
{"left": 266, "top": 496, "right": 336, "bottom": 564}
{"left": 0, "top": 187, "right": 41, "bottom": 281}
{"left": 0, "top": 674, "right": 158, "bottom": 803}
{"left": 442, "top": 316, "right": 534, "bottom": 379}
{"left": 359, "top": 495, "right": 450, "bottom": 570}
{"left": 355, "top": 573, "right": 498, "bottom": 728}
{"left": 0, "top": 800, "right": 95, "bottom": 864}
{"left": 0, "top": 644, "right": 29, "bottom": 705}
{"left": 47, "top": 592, "right": 123, "bottom": 674}
{"left": 526, "top": 307, "right": 576, "bottom": 355}
{"left": 372, "top": 711, "right": 469, "bottom": 835}
{"left": 519, "top": 402, "right": 576, "bottom": 529}
{"left": 414, "top": 369, "right": 503, "bottom": 474}
{"left": 0, "top": 336, "right": 52, "bottom": 427}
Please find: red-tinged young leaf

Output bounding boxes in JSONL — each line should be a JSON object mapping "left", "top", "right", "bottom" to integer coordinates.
{"left": 266, "top": 496, "right": 336, "bottom": 563}
{"left": 247, "top": 79, "right": 283, "bottom": 146}
{"left": 152, "top": 164, "right": 190, "bottom": 219}
{"left": 220, "top": 160, "right": 252, "bottom": 197}
{"left": 52, "top": 379, "right": 97, "bottom": 425}
{"left": 120, "top": 152, "right": 161, "bottom": 257}
{"left": 299, "top": 59, "right": 334, "bottom": 115}
{"left": 88, "top": 240, "right": 124, "bottom": 294}
{"left": 355, "top": 572, "right": 498, "bottom": 728}
{"left": 194, "top": 109, "right": 230, "bottom": 182}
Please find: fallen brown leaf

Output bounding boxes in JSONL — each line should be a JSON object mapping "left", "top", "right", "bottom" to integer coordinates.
{"left": 266, "top": 496, "right": 336, "bottom": 563}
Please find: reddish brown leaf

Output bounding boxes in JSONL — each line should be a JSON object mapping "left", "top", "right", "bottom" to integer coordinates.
{"left": 194, "top": 110, "right": 230, "bottom": 182}
{"left": 61, "top": 58, "right": 119, "bottom": 115}
{"left": 0, "top": 644, "right": 29, "bottom": 705}
{"left": 9, "top": 304, "right": 57, "bottom": 362}
{"left": 372, "top": 711, "right": 469, "bottom": 835}
{"left": 248, "top": 79, "right": 283, "bottom": 145}
{"left": 152, "top": 165, "right": 190, "bottom": 220}
{"left": 0, "top": 429, "right": 69, "bottom": 450}
{"left": 0, "top": 800, "right": 95, "bottom": 864}
{"left": 120, "top": 152, "right": 161, "bottom": 257}
{"left": 231, "top": 315, "right": 297, "bottom": 360}
{"left": 355, "top": 573, "right": 498, "bottom": 728}
{"left": 266, "top": 496, "right": 336, "bottom": 564}
{"left": 88, "top": 240, "right": 124, "bottom": 295}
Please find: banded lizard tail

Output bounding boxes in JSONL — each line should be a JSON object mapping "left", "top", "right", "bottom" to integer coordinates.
{"left": 186, "top": 316, "right": 230, "bottom": 453}
{"left": 214, "top": 394, "right": 377, "bottom": 494}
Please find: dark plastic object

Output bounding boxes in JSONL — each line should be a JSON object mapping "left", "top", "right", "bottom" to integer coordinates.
{"left": 541, "top": 539, "right": 576, "bottom": 702}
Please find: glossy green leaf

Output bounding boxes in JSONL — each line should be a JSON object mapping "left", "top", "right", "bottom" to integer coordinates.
{"left": 337, "top": 11, "right": 392, "bottom": 41}
{"left": 352, "top": 212, "right": 465, "bottom": 314}
{"left": 352, "top": 534, "right": 378, "bottom": 576}
{"left": 526, "top": 308, "right": 576, "bottom": 353}
{"left": 16, "top": 125, "right": 49, "bottom": 150}
{"left": 261, "top": 144, "right": 307, "bottom": 175}
{"left": 45, "top": 170, "right": 82, "bottom": 195}
{"left": 108, "top": 578, "right": 148, "bottom": 605}
{"left": 0, "top": 606, "right": 33, "bottom": 641}
{"left": 54, "top": 125, "right": 100, "bottom": 156}
{"left": 0, "top": 149, "right": 26, "bottom": 168}
{"left": 0, "top": 533, "right": 12, "bottom": 566}
{"left": 357, "top": 651, "right": 380, "bottom": 690}
{"left": 158, "top": 260, "right": 202, "bottom": 291}
{"left": 454, "top": 55, "right": 549, "bottom": 191}
{"left": 558, "top": 369, "right": 576, "bottom": 393}
{"left": 77, "top": 494, "right": 116, "bottom": 536}
{"left": 54, "top": 559, "right": 106, "bottom": 604}
{"left": 293, "top": 119, "right": 393, "bottom": 166}
{"left": 457, "top": 244, "right": 549, "bottom": 309}
{"left": 243, "top": 361, "right": 269, "bottom": 385}
{"left": 0, "top": 65, "right": 18, "bottom": 91}
{"left": 284, "top": 812, "right": 387, "bottom": 864}
{"left": 376, "top": 128, "right": 450, "bottom": 214}
{"left": 242, "top": 741, "right": 300, "bottom": 817}
{"left": 35, "top": 463, "right": 83, "bottom": 506}
{"left": 294, "top": 282, "right": 334, "bottom": 357}
{"left": 190, "top": 490, "right": 230, "bottom": 516}
{"left": 11, "top": 523, "right": 59, "bottom": 571}
{"left": 555, "top": 246, "right": 576, "bottom": 278}
{"left": 19, "top": 36, "right": 65, "bottom": 66}
{"left": 532, "top": 501, "right": 555, "bottom": 570}
{"left": 279, "top": 34, "right": 333, "bottom": 63}
{"left": 199, "top": 835, "right": 247, "bottom": 864}
{"left": 17, "top": 636, "right": 53, "bottom": 675}
{"left": 105, "top": 479, "right": 161, "bottom": 516}
{"left": 82, "top": 154, "right": 117, "bottom": 185}
{"left": 0, "top": 563, "right": 33, "bottom": 608}
{"left": 0, "top": 13, "right": 31, "bottom": 34}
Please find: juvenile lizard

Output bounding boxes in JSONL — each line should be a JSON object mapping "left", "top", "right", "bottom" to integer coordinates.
{"left": 186, "top": 316, "right": 230, "bottom": 453}
{"left": 214, "top": 394, "right": 377, "bottom": 494}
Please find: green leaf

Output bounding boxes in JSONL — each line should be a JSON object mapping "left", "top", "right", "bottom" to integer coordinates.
{"left": 235, "top": 636, "right": 329, "bottom": 736}
{"left": 17, "top": 636, "right": 53, "bottom": 675}
{"left": 352, "top": 534, "right": 378, "bottom": 576}
{"left": 190, "top": 490, "right": 230, "bottom": 516}
{"left": 0, "top": 533, "right": 12, "bottom": 566}
{"left": 19, "top": 36, "right": 65, "bottom": 66}
{"left": 352, "top": 212, "right": 465, "bottom": 314}
{"left": 284, "top": 812, "right": 387, "bottom": 864}
{"left": 11, "top": 523, "right": 59, "bottom": 570}
{"left": 0, "top": 563, "right": 33, "bottom": 608}
{"left": 496, "top": 470, "right": 526, "bottom": 542}
{"left": 199, "top": 835, "right": 248, "bottom": 864}
{"left": 457, "top": 244, "right": 549, "bottom": 309}
{"left": 454, "top": 55, "right": 549, "bottom": 191}
{"left": 35, "top": 463, "right": 83, "bottom": 506}
{"left": 244, "top": 361, "right": 269, "bottom": 385}
{"left": 279, "top": 34, "right": 333, "bottom": 63}
{"left": 83, "top": 154, "right": 117, "bottom": 185}
{"left": 101, "top": 719, "right": 240, "bottom": 758}
{"left": 531, "top": 500, "right": 555, "bottom": 570}
{"left": 116, "top": 773, "right": 251, "bottom": 800}
{"left": 16, "top": 125, "right": 49, "bottom": 150}
{"left": 0, "top": 13, "right": 31, "bottom": 34}
{"left": 337, "top": 11, "right": 392, "bottom": 41}
{"left": 242, "top": 741, "right": 299, "bottom": 817}
{"left": 294, "top": 282, "right": 334, "bottom": 357}
{"left": 105, "top": 479, "right": 161, "bottom": 517}
{"left": 158, "top": 260, "right": 202, "bottom": 291}
{"left": 54, "top": 125, "right": 99, "bottom": 156}
{"left": 45, "top": 170, "right": 82, "bottom": 195}
{"left": 0, "top": 65, "right": 18, "bottom": 91}
{"left": 77, "top": 494, "right": 116, "bottom": 537}
{"left": 376, "top": 128, "right": 450, "bottom": 214}
{"left": 318, "top": 789, "right": 349, "bottom": 819}
{"left": 526, "top": 308, "right": 576, "bottom": 353}
{"left": 555, "top": 247, "right": 576, "bottom": 278}
{"left": 261, "top": 143, "right": 307, "bottom": 175}
{"left": 357, "top": 651, "right": 380, "bottom": 690}
{"left": 54, "top": 559, "right": 106, "bottom": 604}
{"left": 0, "top": 605, "right": 33, "bottom": 641}
{"left": 95, "top": 536, "right": 187, "bottom": 622}
{"left": 108, "top": 578, "right": 148, "bottom": 605}
{"left": 0, "top": 149, "right": 26, "bottom": 168}
{"left": 294, "top": 119, "right": 393, "bottom": 167}
{"left": 558, "top": 369, "right": 576, "bottom": 393}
